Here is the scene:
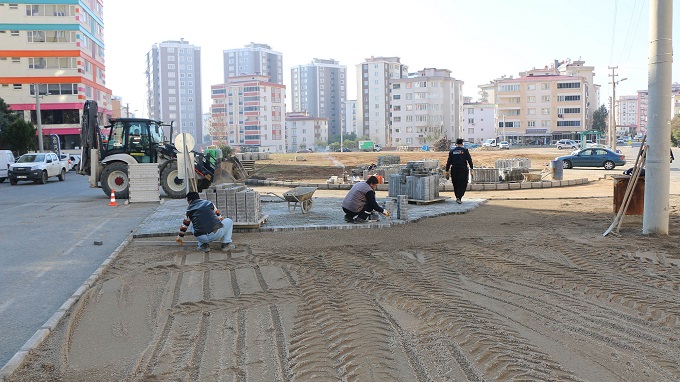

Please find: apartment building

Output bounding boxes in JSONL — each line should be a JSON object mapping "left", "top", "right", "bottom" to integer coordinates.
{"left": 0, "top": 0, "right": 111, "bottom": 150}
{"left": 495, "top": 73, "right": 588, "bottom": 145}
{"left": 617, "top": 95, "right": 638, "bottom": 137}
{"left": 290, "top": 58, "right": 346, "bottom": 138}
{"left": 223, "top": 43, "right": 283, "bottom": 85}
{"left": 146, "top": 39, "right": 203, "bottom": 140}
{"left": 356, "top": 56, "right": 409, "bottom": 146}
{"left": 284, "top": 111, "right": 328, "bottom": 152}
{"left": 390, "top": 68, "right": 464, "bottom": 148}
{"left": 209, "top": 75, "right": 285, "bottom": 152}
{"left": 342, "top": 99, "right": 358, "bottom": 136}
{"left": 462, "top": 102, "right": 495, "bottom": 144}
{"left": 637, "top": 90, "right": 648, "bottom": 136}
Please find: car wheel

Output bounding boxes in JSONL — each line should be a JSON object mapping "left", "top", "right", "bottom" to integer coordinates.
{"left": 39, "top": 171, "right": 48, "bottom": 184}
{"left": 562, "top": 160, "right": 573, "bottom": 169}
{"left": 557, "top": 146, "right": 563, "bottom": 150}
{"left": 58, "top": 168, "right": 66, "bottom": 181}
{"left": 603, "top": 160, "right": 615, "bottom": 170}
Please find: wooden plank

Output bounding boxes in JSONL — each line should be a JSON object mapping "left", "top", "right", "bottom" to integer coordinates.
{"left": 233, "top": 214, "right": 268, "bottom": 229}
{"left": 394, "top": 196, "right": 450, "bottom": 205}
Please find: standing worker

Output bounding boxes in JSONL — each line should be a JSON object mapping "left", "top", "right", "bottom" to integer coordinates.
{"left": 177, "top": 191, "right": 235, "bottom": 252}
{"left": 445, "top": 138, "right": 474, "bottom": 204}
{"left": 342, "top": 175, "right": 389, "bottom": 223}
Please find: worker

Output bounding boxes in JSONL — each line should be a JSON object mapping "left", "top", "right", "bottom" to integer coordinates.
{"left": 177, "top": 191, "right": 235, "bottom": 252}
{"left": 446, "top": 138, "right": 474, "bottom": 204}
{"left": 342, "top": 175, "right": 389, "bottom": 223}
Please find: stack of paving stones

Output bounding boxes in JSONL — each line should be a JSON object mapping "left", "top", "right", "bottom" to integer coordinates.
{"left": 377, "top": 155, "right": 401, "bottom": 166}
{"left": 472, "top": 168, "right": 502, "bottom": 183}
{"left": 363, "top": 164, "right": 401, "bottom": 183}
{"left": 387, "top": 160, "right": 440, "bottom": 201}
{"left": 200, "top": 183, "right": 262, "bottom": 223}
{"left": 396, "top": 195, "right": 409, "bottom": 220}
{"left": 128, "top": 163, "right": 160, "bottom": 203}
{"left": 495, "top": 158, "right": 532, "bottom": 182}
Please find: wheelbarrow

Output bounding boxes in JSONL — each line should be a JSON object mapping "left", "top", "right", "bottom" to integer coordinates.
{"left": 282, "top": 186, "right": 317, "bottom": 213}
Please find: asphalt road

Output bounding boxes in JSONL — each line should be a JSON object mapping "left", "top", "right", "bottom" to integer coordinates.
{"left": 0, "top": 171, "right": 161, "bottom": 367}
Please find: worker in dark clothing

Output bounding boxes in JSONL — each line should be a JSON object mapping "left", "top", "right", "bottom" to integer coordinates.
{"left": 445, "top": 138, "right": 474, "bottom": 204}
{"left": 341, "top": 175, "right": 389, "bottom": 223}
{"left": 177, "top": 191, "right": 234, "bottom": 252}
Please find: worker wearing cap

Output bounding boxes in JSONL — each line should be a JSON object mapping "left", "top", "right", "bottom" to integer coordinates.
{"left": 445, "top": 138, "right": 474, "bottom": 204}
{"left": 342, "top": 175, "right": 389, "bottom": 223}
{"left": 177, "top": 191, "right": 234, "bottom": 252}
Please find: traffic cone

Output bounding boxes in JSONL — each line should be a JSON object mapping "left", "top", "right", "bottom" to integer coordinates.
{"left": 108, "top": 190, "right": 118, "bottom": 206}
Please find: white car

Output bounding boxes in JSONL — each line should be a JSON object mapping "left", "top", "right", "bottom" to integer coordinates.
{"left": 69, "top": 154, "right": 81, "bottom": 171}
{"left": 556, "top": 139, "right": 578, "bottom": 150}
{"left": 499, "top": 141, "right": 510, "bottom": 150}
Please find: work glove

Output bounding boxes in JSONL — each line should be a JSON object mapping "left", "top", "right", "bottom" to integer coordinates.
{"left": 445, "top": 171, "right": 450, "bottom": 180}
{"left": 382, "top": 210, "right": 390, "bottom": 217}
{"left": 175, "top": 236, "right": 183, "bottom": 246}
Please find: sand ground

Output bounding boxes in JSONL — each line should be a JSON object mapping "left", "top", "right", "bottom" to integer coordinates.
{"left": 6, "top": 179, "right": 680, "bottom": 382}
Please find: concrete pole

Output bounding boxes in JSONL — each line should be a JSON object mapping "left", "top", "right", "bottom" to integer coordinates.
{"left": 35, "top": 84, "right": 44, "bottom": 153}
{"left": 608, "top": 67, "right": 617, "bottom": 148}
{"left": 643, "top": 0, "right": 672, "bottom": 235}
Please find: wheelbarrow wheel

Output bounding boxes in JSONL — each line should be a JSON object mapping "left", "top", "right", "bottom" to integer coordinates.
{"left": 301, "top": 199, "right": 313, "bottom": 213}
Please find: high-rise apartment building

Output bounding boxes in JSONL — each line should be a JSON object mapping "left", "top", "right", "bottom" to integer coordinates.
{"left": 209, "top": 75, "right": 285, "bottom": 152}
{"left": 284, "top": 111, "right": 328, "bottom": 152}
{"left": 342, "top": 100, "right": 358, "bottom": 136}
{"left": 0, "top": 0, "right": 111, "bottom": 150}
{"left": 223, "top": 43, "right": 283, "bottom": 85}
{"left": 617, "top": 95, "right": 638, "bottom": 136}
{"left": 390, "top": 68, "right": 464, "bottom": 148}
{"left": 356, "top": 56, "right": 408, "bottom": 145}
{"left": 637, "top": 90, "right": 648, "bottom": 136}
{"left": 290, "top": 58, "right": 346, "bottom": 138}
{"left": 495, "top": 73, "right": 589, "bottom": 144}
{"left": 462, "top": 102, "right": 495, "bottom": 144}
{"left": 146, "top": 39, "right": 203, "bottom": 140}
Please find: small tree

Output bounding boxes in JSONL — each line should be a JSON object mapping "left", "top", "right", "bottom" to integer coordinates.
{"left": 671, "top": 115, "right": 680, "bottom": 146}
{"left": 218, "top": 144, "right": 234, "bottom": 158}
{"left": 592, "top": 104, "right": 608, "bottom": 132}
{"left": 0, "top": 118, "right": 36, "bottom": 155}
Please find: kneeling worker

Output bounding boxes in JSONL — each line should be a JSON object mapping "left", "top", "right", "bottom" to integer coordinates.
{"left": 177, "top": 191, "right": 235, "bottom": 252}
{"left": 342, "top": 175, "right": 389, "bottom": 223}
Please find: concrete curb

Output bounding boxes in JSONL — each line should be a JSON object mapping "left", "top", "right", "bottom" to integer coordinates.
{"left": 0, "top": 232, "right": 136, "bottom": 381}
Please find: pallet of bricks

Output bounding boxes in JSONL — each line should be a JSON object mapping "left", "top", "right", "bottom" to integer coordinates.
{"left": 128, "top": 163, "right": 159, "bottom": 203}
{"left": 200, "top": 183, "right": 266, "bottom": 228}
{"left": 387, "top": 160, "right": 441, "bottom": 202}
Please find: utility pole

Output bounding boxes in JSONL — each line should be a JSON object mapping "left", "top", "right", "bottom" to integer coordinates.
{"left": 643, "top": 0, "right": 672, "bottom": 235}
{"left": 608, "top": 67, "right": 618, "bottom": 151}
{"left": 35, "top": 84, "right": 44, "bottom": 153}
{"left": 126, "top": 103, "right": 130, "bottom": 117}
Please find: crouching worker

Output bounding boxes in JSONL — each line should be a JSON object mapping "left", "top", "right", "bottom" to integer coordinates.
{"left": 342, "top": 175, "right": 389, "bottom": 223}
{"left": 176, "top": 191, "right": 234, "bottom": 252}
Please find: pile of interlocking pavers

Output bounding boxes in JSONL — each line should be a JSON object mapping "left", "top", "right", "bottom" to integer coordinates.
{"left": 200, "top": 183, "right": 262, "bottom": 224}
{"left": 387, "top": 160, "right": 441, "bottom": 201}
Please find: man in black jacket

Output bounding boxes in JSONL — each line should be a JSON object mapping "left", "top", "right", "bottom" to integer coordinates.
{"left": 177, "top": 192, "right": 234, "bottom": 252}
{"left": 341, "top": 175, "right": 389, "bottom": 223}
{"left": 446, "top": 138, "right": 474, "bottom": 204}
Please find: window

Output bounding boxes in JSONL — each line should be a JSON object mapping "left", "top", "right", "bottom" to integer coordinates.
{"left": 499, "top": 84, "right": 520, "bottom": 92}
{"left": 557, "top": 95, "right": 581, "bottom": 102}
{"left": 557, "top": 120, "right": 581, "bottom": 127}
{"left": 541, "top": 108, "right": 550, "bottom": 115}
{"left": 541, "top": 95, "right": 550, "bottom": 102}
{"left": 528, "top": 120, "right": 536, "bottom": 127}
{"left": 168, "top": 64, "right": 175, "bottom": 69}
{"left": 541, "top": 83, "right": 550, "bottom": 90}
{"left": 527, "top": 84, "right": 536, "bottom": 90}
{"left": 527, "top": 96, "right": 536, "bottom": 103}
{"left": 468, "top": 128, "right": 474, "bottom": 134}
{"left": 557, "top": 82, "right": 581, "bottom": 89}
{"left": 528, "top": 108, "right": 536, "bottom": 115}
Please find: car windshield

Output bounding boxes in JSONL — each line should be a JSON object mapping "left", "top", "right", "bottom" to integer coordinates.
{"left": 18, "top": 154, "right": 44, "bottom": 163}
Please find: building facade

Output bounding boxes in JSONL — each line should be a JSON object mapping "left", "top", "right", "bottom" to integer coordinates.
{"left": 495, "top": 74, "right": 589, "bottom": 145}
{"left": 146, "top": 39, "right": 203, "bottom": 141}
{"left": 462, "top": 102, "right": 495, "bottom": 144}
{"left": 284, "top": 111, "right": 328, "bottom": 152}
{"left": 223, "top": 43, "right": 283, "bottom": 85}
{"left": 637, "top": 90, "right": 648, "bottom": 137}
{"left": 0, "top": 0, "right": 111, "bottom": 150}
{"left": 342, "top": 99, "right": 358, "bottom": 136}
{"left": 290, "top": 58, "right": 346, "bottom": 139}
{"left": 356, "top": 56, "right": 409, "bottom": 146}
{"left": 616, "top": 95, "right": 638, "bottom": 137}
{"left": 209, "top": 75, "right": 285, "bottom": 152}
{"left": 390, "top": 68, "right": 464, "bottom": 148}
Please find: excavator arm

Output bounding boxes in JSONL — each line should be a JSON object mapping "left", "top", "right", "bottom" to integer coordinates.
{"left": 78, "top": 100, "right": 101, "bottom": 176}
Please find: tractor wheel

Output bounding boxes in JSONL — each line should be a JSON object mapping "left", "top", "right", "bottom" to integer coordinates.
{"left": 101, "top": 162, "right": 130, "bottom": 199}
{"left": 161, "top": 161, "right": 186, "bottom": 199}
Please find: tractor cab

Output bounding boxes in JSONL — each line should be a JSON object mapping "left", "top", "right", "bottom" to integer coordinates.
{"left": 104, "top": 118, "right": 165, "bottom": 164}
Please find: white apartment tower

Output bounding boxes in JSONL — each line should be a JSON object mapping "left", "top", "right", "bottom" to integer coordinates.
{"left": 209, "top": 75, "right": 286, "bottom": 152}
{"left": 343, "top": 100, "right": 358, "bottom": 136}
{"left": 146, "top": 39, "right": 203, "bottom": 140}
{"left": 290, "top": 58, "right": 346, "bottom": 139}
{"left": 223, "top": 43, "right": 283, "bottom": 85}
{"left": 356, "top": 56, "right": 408, "bottom": 145}
{"left": 285, "top": 111, "right": 328, "bottom": 152}
{"left": 390, "top": 68, "right": 464, "bottom": 148}
{"left": 462, "top": 102, "right": 495, "bottom": 144}
{"left": 617, "top": 95, "right": 638, "bottom": 136}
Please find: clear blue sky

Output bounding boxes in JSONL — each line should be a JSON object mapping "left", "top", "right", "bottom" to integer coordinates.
{"left": 105, "top": 0, "right": 679, "bottom": 116}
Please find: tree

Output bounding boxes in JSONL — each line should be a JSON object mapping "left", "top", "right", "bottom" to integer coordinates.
{"left": 671, "top": 115, "right": 680, "bottom": 146}
{"left": 0, "top": 118, "right": 36, "bottom": 155}
{"left": 592, "top": 104, "right": 608, "bottom": 132}
{"left": 0, "top": 97, "right": 16, "bottom": 133}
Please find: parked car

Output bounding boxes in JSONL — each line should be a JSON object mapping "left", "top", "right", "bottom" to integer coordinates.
{"left": 59, "top": 153, "right": 72, "bottom": 170}
{"left": 463, "top": 143, "right": 479, "bottom": 149}
{"left": 0, "top": 149, "right": 16, "bottom": 183}
{"left": 482, "top": 138, "right": 498, "bottom": 147}
{"left": 69, "top": 154, "right": 81, "bottom": 171}
{"left": 8, "top": 152, "right": 69, "bottom": 184}
{"left": 296, "top": 149, "right": 312, "bottom": 153}
{"left": 555, "top": 139, "right": 578, "bottom": 150}
{"left": 498, "top": 141, "right": 510, "bottom": 150}
{"left": 556, "top": 148, "right": 626, "bottom": 170}
{"left": 335, "top": 147, "right": 351, "bottom": 152}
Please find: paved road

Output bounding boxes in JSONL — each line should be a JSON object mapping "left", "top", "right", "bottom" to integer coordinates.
{"left": 0, "top": 172, "right": 161, "bottom": 367}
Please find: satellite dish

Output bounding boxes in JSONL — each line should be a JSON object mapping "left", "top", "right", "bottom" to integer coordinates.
{"left": 174, "top": 133, "right": 195, "bottom": 151}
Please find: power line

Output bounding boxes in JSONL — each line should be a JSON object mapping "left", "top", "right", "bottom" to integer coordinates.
{"left": 609, "top": 0, "right": 618, "bottom": 64}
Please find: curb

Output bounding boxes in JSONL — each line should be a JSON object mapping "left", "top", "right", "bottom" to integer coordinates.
{"left": 0, "top": 232, "right": 136, "bottom": 381}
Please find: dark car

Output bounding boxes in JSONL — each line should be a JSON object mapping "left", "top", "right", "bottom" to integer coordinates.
{"left": 335, "top": 148, "right": 351, "bottom": 152}
{"left": 296, "top": 149, "right": 312, "bottom": 153}
{"left": 556, "top": 148, "right": 626, "bottom": 170}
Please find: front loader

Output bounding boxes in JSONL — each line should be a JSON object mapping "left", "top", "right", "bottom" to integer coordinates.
{"left": 78, "top": 100, "right": 214, "bottom": 199}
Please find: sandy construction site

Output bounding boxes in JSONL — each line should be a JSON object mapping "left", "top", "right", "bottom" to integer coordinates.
{"left": 6, "top": 175, "right": 680, "bottom": 381}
